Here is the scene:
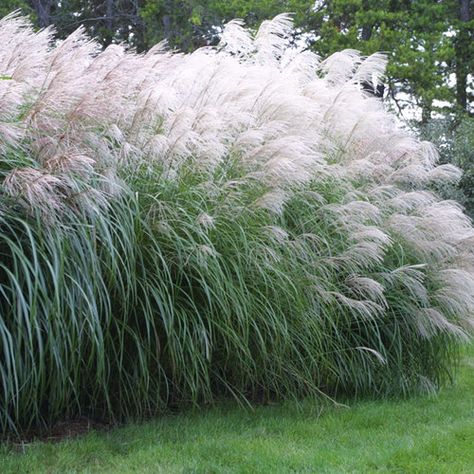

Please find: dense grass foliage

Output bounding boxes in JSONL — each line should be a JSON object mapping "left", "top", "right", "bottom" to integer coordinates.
{"left": 0, "top": 13, "right": 473, "bottom": 434}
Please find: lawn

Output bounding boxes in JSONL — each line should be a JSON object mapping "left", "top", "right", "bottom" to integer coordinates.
{"left": 1, "top": 345, "right": 472, "bottom": 474}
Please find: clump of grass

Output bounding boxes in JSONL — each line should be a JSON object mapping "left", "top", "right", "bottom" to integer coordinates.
{"left": 0, "top": 13, "right": 472, "bottom": 435}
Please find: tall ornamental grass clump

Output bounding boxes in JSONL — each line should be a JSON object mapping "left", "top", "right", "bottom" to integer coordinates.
{"left": 0, "top": 13, "right": 473, "bottom": 434}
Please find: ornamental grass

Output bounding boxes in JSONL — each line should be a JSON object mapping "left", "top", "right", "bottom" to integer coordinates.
{"left": 0, "top": 13, "right": 472, "bottom": 434}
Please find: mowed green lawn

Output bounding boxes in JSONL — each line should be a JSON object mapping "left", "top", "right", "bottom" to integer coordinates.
{"left": 1, "top": 345, "right": 473, "bottom": 474}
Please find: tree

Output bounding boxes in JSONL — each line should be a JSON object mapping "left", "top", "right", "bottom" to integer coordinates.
{"left": 22, "top": 1, "right": 146, "bottom": 50}
{"left": 0, "top": 1, "right": 31, "bottom": 19}
{"left": 454, "top": 0, "right": 473, "bottom": 112}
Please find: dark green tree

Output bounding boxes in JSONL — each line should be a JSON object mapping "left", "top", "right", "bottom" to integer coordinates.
{"left": 0, "top": 0, "right": 31, "bottom": 18}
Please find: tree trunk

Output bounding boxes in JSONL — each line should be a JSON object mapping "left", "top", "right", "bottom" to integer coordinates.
{"left": 360, "top": 0, "right": 373, "bottom": 41}
{"left": 30, "top": 0, "right": 53, "bottom": 28}
{"left": 421, "top": 101, "right": 432, "bottom": 124}
{"left": 456, "top": 0, "right": 471, "bottom": 110}
{"left": 131, "top": 0, "right": 146, "bottom": 52}
{"left": 104, "top": 0, "right": 114, "bottom": 46}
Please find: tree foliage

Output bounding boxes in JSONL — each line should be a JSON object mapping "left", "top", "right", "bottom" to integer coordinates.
{"left": 21, "top": 1, "right": 473, "bottom": 121}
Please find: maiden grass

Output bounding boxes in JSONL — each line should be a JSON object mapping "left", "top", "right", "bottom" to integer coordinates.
{"left": 0, "top": 13, "right": 472, "bottom": 434}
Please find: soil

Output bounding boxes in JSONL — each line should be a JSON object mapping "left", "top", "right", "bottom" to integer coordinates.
{"left": 5, "top": 417, "right": 111, "bottom": 448}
